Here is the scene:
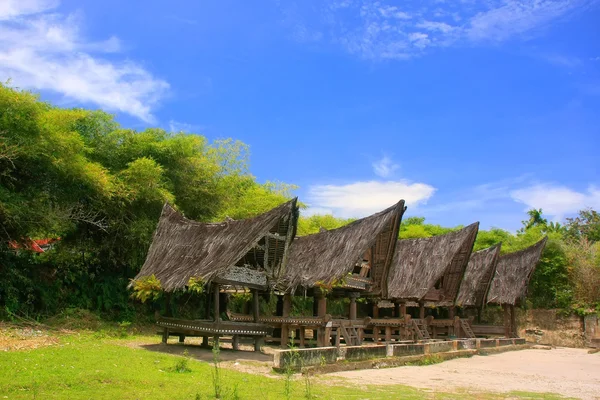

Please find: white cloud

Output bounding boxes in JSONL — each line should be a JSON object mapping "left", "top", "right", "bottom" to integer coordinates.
{"left": 541, "top": 53, "right": 583, "bottom": 68}
{"left": 372, "top": 156, "right": 399, "bottom": 178}
{"left": 0, "top": 0, "right": 57, "bottom": 20}
{"left": 416, "top": 20, "right": 456, "bottom": 33}
{"left": 0, "top": 0, "right": 168, "bottom": 122}
{"left": 467, "top": 0, "right": 586, "bottom": 42}
{"left": 510, "top": 184, "right": 600, "bottom": 219}
{"left": 280, "top": 0, "right": 595, "bottom": 60}
{"left": 168, "top": 120, "right": 200, "bottom": 133}
{"left": 307, "top": 180, "right": 436, "bottom": 218}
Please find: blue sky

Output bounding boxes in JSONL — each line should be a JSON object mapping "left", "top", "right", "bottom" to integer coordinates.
{"left": 1, "top": 0, "right": 599, "bottom": 231}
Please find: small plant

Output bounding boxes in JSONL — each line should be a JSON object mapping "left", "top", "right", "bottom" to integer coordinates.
{"left": 130, "top": 275, "right": 162, "bottom": 303}
{"left": 284, "top": 332, "right": 299, "bottom": 400}
{"left": 167, "top": 350, "right": 192, "bottom": 373}
{"left": 211, "top": 340, "right": 222, "bottom": 399}
{"left": 231, "top": 383, "right": 240, "bottom": 400}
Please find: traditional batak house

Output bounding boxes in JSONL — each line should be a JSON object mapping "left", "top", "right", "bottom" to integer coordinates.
{"left": 131, "top": 199, "right": 299, "bottom": 351}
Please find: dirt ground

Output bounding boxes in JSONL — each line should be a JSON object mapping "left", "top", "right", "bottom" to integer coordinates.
{"left": 0, "top": 323, "right": 59, "bottom": 351}
{"left": 332, "top": 348, "right": 600, "bottom": 400}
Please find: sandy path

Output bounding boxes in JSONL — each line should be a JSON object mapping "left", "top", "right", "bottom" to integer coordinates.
{"left": 331, "top": 348, "right": 600, "bottom": 399}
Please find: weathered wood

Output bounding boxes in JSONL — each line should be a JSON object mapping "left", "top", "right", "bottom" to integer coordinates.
{"left": 178, "top": 335, "right": 185, "bottom": 343}
{"left": 232, "top": 335, "right": 240, "bottom": 351}
{"left": 162, "top": 328, "right": 169, "bottom": 344}
{"left": 419, "top": 302, "right": 425, "bottom": 319}
{"left": 299, "top": 327, "right": 306, "bottom": 347}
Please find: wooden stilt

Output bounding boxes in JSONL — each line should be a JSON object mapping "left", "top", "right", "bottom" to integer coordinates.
{"left": 232, "top": 335, "right": 240, "bottom": 351}
{"left": 252, "top": 289, "right": 261, "bottom": 352}
{"left": 510, "top": 304, "right": 517, "bottom": 338}
{"left": 201, "top": 336, "right": 209, "bottom": 348}
{"left": 178, "top": 335, "right": 185, "bottom": 343}
{"left": 349, "top": 293, "right": 358, "bottom": 320}
{"left": 373, "top": 303, "right": 379, "bottom": 318}
{"left": 385, "top": 326, "right": 392, "bottom": 342}
{"left": 165, "top": 293, "right": 173, "bottom": 317}
{"left": 281, "top": 294, "right": 292, "bottom": 348}
{"left": 161, "top": 328, "right": 168, "bottom": 344}
{"left": 503, "top": 304, "right": 511, "bottom": 338}
{"left": 252, "top": 289, "right": 259, "bottom": 323}
{"left": 213, "top": 284, "right": 220, "bottom": 322}
{"left": 299, "top": 327, "right": 306, "bottom": 347}
{"left": 318, "top": 295, "right": 327, "bottom": 317}
{"left": 419, "top": 302, "right": 425, "bottom": 319}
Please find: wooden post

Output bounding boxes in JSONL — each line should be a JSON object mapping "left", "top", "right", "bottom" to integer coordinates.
{"left": 252, "top": 289, "right": 259, "bottom": 323}
{"left": 201, "top": 336, "right": 209, "bottom": 348}
{"left": 510, "top": 305, "right": 517, "bottom": 338}
{"left": 400, "top": 302, "right": 407, "bottom": 317}
{"left": 349, "top": 293, "right": 358, "bottom": 320}
{"left": 165, "top": 292, "right": 173, "bottom": 317}
{"left": 161, "top": 328, "right": 169, "bottom": 344}
{"left": 178, "top": 335, "right": 185, "bottom": 343}
{"left": 503, "top": 304, "right": 511, "bottom": 338}
{"left": 373, "top": 303, "right": 379, "bottom": 318}
{"left": 318, "top": 295, "right": 327, "bottom": 317}
{"left": 385, "top": 326, "right": 392, "bottom": 342}
{"left": 232, "top": 335, "right": 240, "bottom": 351}
{"left": 213, "top": 284, "right": 220, "bottom": 322}
{"left": 281, "top": 294, "right": 292, "bottom": 348}
{"left": 299, "top": 327, "right": 306, "bottom": 348}
{"left": 448, "top": 306, "right": 455, "bottom": 336}
{"left": 448, "top": 306, "right": 455, "bottom": 319}
{"left": 394, "top": 302, "right": 401, "bottom": 318}
{"left": 419, "top": 302, "right": 425, "bottom": 319}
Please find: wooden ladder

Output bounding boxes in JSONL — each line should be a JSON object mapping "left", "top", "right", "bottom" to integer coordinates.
{"left": 411, "top": 319, "right": 431, "bottom": 340}
{"left": 459, "top": 319, "right": 476, "bottom": 338}
{"left": 339, "top": 324, "right": 361, "bottom": 346}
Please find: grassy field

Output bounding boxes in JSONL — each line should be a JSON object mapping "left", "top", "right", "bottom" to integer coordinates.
{"left": 0, "top": 326, "right": 569, "bottom": 400}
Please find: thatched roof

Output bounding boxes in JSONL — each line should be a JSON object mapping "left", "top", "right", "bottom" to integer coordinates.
{"left": 281, "top": 201, "right": 406, "bottom": 295}
{"left": 455, "top": 243, "right": 501, "bottom": 308}
{"left": 132, "top": 199, "right": 299, "bottom": 292}
{"left": 487, "top": 237, "right": 547, "bottom": 306}
{"left": 387, "top": 222, "right": 479, "bottom": 303}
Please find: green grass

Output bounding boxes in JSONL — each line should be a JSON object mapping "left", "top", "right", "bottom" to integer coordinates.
{"left": 0, "top": 332, "right": 571, "bottom": 400}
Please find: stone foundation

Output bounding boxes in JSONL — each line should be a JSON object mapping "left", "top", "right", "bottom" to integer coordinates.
{"left": 273, "top": 338, "right": 530, "bottom": 371}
